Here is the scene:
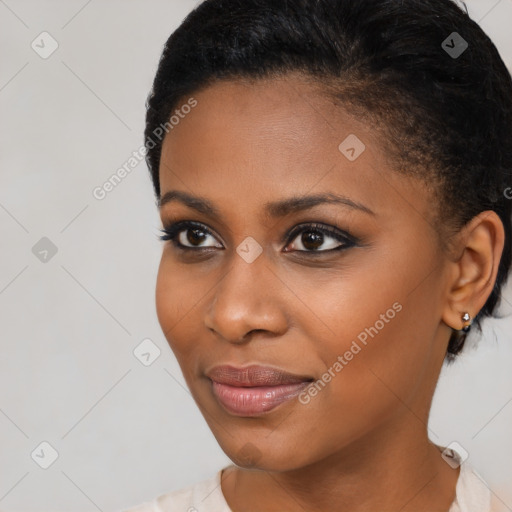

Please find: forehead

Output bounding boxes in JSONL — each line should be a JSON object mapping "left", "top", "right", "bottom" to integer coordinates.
{"left": 158, "top": 76, "right": 434, "bottom": 228}
{"left": 161, "top": 75, "right": 370, "bottom": 163}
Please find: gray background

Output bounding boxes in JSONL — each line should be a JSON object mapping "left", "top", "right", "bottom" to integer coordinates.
{"left": 0, "top": 0, "right": 511, "bottom": 510}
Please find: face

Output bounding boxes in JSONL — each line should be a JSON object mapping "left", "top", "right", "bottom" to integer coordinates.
{"left": 155, "top": 74, "right": 453, "bottom": 472}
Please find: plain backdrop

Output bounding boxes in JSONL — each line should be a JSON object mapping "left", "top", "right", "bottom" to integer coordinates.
{"left": 0, "top": 0, "right": 511, "bottom": 510}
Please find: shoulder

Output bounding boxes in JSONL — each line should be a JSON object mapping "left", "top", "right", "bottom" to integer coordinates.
{"left": 121, "top": 467, "right": 232, "bottom": 512}
{"left": 449, "top": 457, "right": 492, "bottom": 512}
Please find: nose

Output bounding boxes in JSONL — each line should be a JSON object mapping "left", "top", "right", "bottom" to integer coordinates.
{"left": 204, "top": 250, "right": 288, "bottom": 344}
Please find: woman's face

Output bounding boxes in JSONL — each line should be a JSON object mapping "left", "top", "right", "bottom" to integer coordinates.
{"left": 155, "top": 75, "right": 454, "bottom": 471}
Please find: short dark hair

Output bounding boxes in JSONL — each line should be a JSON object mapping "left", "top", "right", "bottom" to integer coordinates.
{"left": 144, "top": 0, "right": 512, "bottom": 359}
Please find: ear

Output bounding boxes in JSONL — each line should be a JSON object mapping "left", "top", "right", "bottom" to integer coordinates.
{"left": 442, "top": 210, "right": 505, "bottom": 331}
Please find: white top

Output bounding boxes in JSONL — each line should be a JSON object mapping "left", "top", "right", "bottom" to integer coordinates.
{"left": 123, "top": 454, "right": 492, "bottom": 512}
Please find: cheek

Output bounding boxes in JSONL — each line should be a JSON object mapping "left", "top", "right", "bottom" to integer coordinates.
{"left": 155, "top": 254, "right": 177, "bottom": 335}
{"left": 256, "top": 268, "right": 441, "bottom": 468}
{"left": 297, "top": 245, "right": 443, "bottom": 414}
{"left": 155, "top": 252, "right": 219, "bottom": 372}
{"left": 155, "top": 253, "right": 197, "bottom": 356}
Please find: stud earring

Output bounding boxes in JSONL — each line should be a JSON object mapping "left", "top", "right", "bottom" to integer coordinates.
{"left": 461, "top": 312, "right": 472, "bottom": 333}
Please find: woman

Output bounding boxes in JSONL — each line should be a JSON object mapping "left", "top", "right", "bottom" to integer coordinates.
{"left": 126, "top": 0, "right": 511, "bottom": 510}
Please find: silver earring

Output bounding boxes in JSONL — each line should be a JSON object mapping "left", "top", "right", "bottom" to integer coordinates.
{"left": 461, "top": 312, "right": 472, "bottom": 333}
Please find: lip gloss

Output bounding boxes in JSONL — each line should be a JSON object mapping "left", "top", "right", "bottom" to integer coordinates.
{"left": 210, "top": 380, "right": 310, "bottom": 416}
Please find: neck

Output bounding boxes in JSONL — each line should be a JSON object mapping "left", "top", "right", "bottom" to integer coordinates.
{"left": 221, "top": 411, "right": 460, "bottom": 512}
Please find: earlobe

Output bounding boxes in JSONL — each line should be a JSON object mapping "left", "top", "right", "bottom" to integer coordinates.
{"left": 441, "top": 210, "right": 505, "bottom": 331}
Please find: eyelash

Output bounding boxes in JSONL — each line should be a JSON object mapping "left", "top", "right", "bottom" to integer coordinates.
{"left": 158, "top": 220, "right": 357, "bottom": 254}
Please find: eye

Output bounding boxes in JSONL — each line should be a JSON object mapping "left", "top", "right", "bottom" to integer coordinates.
{"left": 159, "top": 221, "right": 223, "bottom": 250}
{"left": 284, "top": 223, "right": 355, "bottom": 253}
{"left": 159, "top": 221, "right": 356, "bottom": 254}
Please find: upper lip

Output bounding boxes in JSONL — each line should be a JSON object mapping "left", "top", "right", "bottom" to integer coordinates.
{"left": 206, "top": 364, "right": 314, "bottom": 387}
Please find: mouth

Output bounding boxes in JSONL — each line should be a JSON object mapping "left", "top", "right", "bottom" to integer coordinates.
{"left": 206, "top": 364, "right": 314, "bottom": 416}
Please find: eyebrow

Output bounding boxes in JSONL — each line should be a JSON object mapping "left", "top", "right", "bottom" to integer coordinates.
{"left": 158, "top": 190, "right": 375, "bottom": 218}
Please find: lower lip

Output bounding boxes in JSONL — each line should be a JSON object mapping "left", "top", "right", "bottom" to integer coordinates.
{"left": 210, "top": 380, "right": 311, "bottom": 416}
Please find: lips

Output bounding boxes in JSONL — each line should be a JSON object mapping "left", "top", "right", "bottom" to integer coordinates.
{"left": 206, "top": 364, "right": 314, "bottom": 416}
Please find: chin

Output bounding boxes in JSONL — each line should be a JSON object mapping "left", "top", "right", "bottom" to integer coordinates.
{"left": 213, "top": 431, "right": 314, "bottom": 472}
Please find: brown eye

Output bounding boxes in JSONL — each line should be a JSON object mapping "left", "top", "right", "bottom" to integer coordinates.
{"left": 159, "top": 221, "right": 223, "bottom": 249}
{"left": 298, "top": 230, "right": 324, "bottom": 251}
{"left": 284, "top": 223, "right": 355, "bottom": 253}
{"left": 181, "top": 226, "right": 209, "bottom": 247}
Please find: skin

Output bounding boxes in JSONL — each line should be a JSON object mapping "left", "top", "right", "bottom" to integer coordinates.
{"left": 155, "top": 73, "right": 505, "bottom": 512}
